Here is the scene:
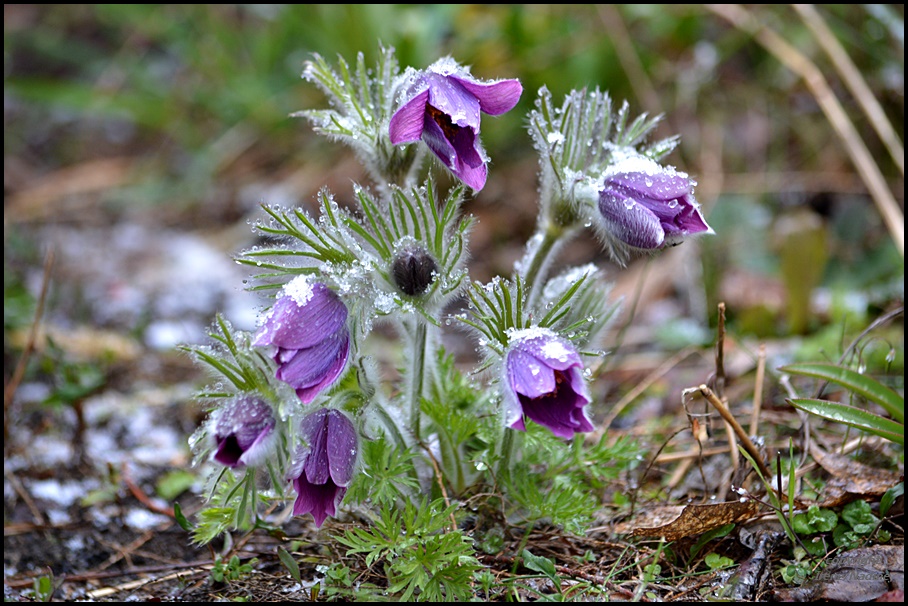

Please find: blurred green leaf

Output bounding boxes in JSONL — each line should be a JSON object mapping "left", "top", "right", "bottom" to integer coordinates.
{"left": 776, "top": 209, "right": 827, "bottom": 335}
{"left": 780, "top": 362, "right": 904, "bottom": 423}
{"left": 787, "top": 398, "right": 904, "bottom": 445}
{"left": 156, "top": 469, "right": 197, "bottom": 501}
{"left": 704, "top": 552, "right": 734, "bottom": 570}
{"left": 521, "top": 549, "right": 559, "bottom": 585}
{"left": 3, "top": 266, "right": 36, "bottom": 332}
{"left": 792, "top": 505, "right": 838, "bottom": 534}
{"left": 278, "top": 547, "right": 302, "bottom": 584}
{"left": 689, "top": 523, "right": 735, "bottom": 559}
{"left": 173, "top": 502, "right": 193, "bottom": 532}
{"left": 880, "top": 482, "right": 903, "bottom": 518}
{"left": 841, "top": 500, "right": 878, "bottom": 528}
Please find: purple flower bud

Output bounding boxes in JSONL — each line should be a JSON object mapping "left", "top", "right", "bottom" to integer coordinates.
{"left": 389, "top": 57, "right": 522, "bottom": 191}
{"left": 503, "top": 328, "right": 594, "bottom": 439}
{"left": 287, "top": 408, "right": 358, "bottom": 528}
{"left": 391, "top": 243, "right": 438, "bottom": 297}
{"left": 253, "top": 276, "right": 350, "bottom": 404}
{"left": 210, "top": 395, "right": 277, "bottom": 468}
{"left": 597, "top": 157, "right": 712, "bottom": 250}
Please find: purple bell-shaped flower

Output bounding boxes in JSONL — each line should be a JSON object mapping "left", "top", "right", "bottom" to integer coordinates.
{"left": 210, "top": 395, "right": 277, "bottom": 468}
{"left": 502, "top": 328, "right": 594, "bottom": 439}
{"left": 389, "top": 57, "right": 522, "bottom": 191}
{"left": 253, "top": 276, "right": 350, "bottom": 404}
{"left": 596, "top": 156, "right": 712, "bottom": 250}
{"left": 287, "top": 408, "right": 358, "bottom": 528}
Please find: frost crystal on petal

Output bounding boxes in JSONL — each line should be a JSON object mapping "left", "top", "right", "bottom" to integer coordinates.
{"left": 284, "top": 275, "right": 315, "bottom": 306}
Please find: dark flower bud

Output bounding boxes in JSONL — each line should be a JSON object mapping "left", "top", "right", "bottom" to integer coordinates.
{"left": 391, "top": 245, "right": 439, "bottom": 297}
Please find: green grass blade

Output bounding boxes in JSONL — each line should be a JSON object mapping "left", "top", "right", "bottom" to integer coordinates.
{"left": 787, "top": 398, "right": 904, "bottom": 445}
{"left": 779, "top": 362, "right": 903, "bottom": 423}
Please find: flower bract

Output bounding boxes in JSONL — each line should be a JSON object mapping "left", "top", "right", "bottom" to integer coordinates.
{"left": 503, "top": 328, "right": 594, "bottom": 439}
{"left": 389, "top": 57, "right": 522, "bottom": 191}
{"left": 253, "top": 276, "right": 350, "bottom": 404}
{"left": 287, "top": 408, "right": 358, "bottom": 528}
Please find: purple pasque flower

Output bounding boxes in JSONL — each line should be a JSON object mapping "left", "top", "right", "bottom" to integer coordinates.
{"left": 597, "top": 156, "right": 712, "bottom": 250}
{"left": 210, "top": 395, "right": 277, "bottom": 468}
{"left": 389, "top": 57, "right": 522, "bottom": 191}
{"left": 253, "top": 276, "right": 350, "bottom": 404}
{"left": 287, "top": 408, "right": 358, "bottom": 528}
{"left": 503, "top": 328, "right": 594, "bottom": 439}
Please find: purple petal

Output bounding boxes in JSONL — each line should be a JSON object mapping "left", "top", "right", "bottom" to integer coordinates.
{"left": 566, "top": 367, "right": 591, "bottom": 405}
{"left": 448, "top": 121, "right": 484, "bottom": 169}
{"left": 453, "top": 161, "right": 488, "bottom": 191}
{"left": 516, "top": 387, "right": 581, "bottom": 436}
{"left": 424, "top": 73, "right": 481, "bottom": 130}
{"left": 289, "top": 408, "right": 357, "bottom": 528}
{"left": 274, "top": 331, "right": 348, "bottom": 392}
{"left": 212, "top": 397, "right": 276, "bottom": 467}
{"left": 519, "top": 336, "right": 583, "bottom": 371}
{"left": 518, "top": 368, "right": 594, "bottom": 438}
{"left": 607, "top": 171, "right": 692, "bottom": 202}
{"left": 292, "top": 476, "right": 343, "bottom": 528}
{"left": 389, "top": 89, "right": 430, "bottom": 144}
{"left": 519, "top": 393, "right": 580, "bottom": 439}
{"left": 253, "top": 284, "right": 347, "bottom": 350}
{"left": 237, "top": 425, "right": 278, "bottom": 467}
{"left": 598, "top": 189, "right": 665, "bottom": 249}
{"left": 421, "top": 115, "right": 466, "bottom": 168}
{"left": 507, "top": 349, "right": 556, "bottom": 399}
{"left": 451, "top": 76, "right": 523, "bottom": 116}
{"left": 291, "top": 336, "right": 350, "bottom": 404}
{"left": 326, "top": 410, "right": 358, "bottom": 487}
{"left": 420, "top": 114, "right": 488, "bottom": 190}
{"left": 213, "top": 435, "right": 244, "bottom": 467}
{"left": 301, "top": 408, "right": 331, "bottom": 485}
{"left": 597, "top": 162, "right": 713, "bottom": 250}
{"left": 665, "top": 197, "right": 712, "bottom": 239}
{"left": 503, "top": 331, "right": 594, "bottom": 438}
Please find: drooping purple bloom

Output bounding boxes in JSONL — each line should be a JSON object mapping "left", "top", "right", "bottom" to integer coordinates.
{"left": 503, "top": 328, "right": 594, "bottom": 439}
{"left": 253, "top": 276, "right": 350, "bottom": 404}
{"left": 210, "top": 395, "right": 277, "bottom": 468}
{"left": 287, "top": 408, "right": 358, "bottom": 528}
{"left": 389, "top": 57, "right": 522, "bottom": 191}
{"left": 597, "top": 156, "right": 712, "bottom": 250}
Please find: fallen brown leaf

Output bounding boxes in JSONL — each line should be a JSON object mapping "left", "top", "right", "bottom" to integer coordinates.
{"left": 810, "top": 443, "right": 903, "bottom": 508}
{"left": 773, "top": 545, "right": 904, "bottom": 602}
{"left": 632, "top": 499, "right": 761, "bottom": 541}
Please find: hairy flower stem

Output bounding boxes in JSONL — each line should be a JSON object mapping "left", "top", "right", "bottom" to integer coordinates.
{"left": 368, "top": 397, "right": 423, "bottom": 489}
{"left": 371, "top": 398, "right": 411, "bottom": 452}
{"left": 523, "top": 222, "right": 573, "bottom": 310}
{"left": 408, "top": 318, "right": 429, "bottom": 442}
{"left": 497, "top": 425, "right": 517, "bottom": 485}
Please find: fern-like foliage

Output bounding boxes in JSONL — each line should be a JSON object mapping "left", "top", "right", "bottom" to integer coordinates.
{"left": 333, "top": 497, "right": 480, "bottom": 602}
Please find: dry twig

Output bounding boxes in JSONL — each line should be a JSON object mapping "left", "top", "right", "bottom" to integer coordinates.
{"left": 793, "top": 4, "right": 904, "bottom": 175}
{"left": 706, "top": 4, "right": 905, "bottom": 257}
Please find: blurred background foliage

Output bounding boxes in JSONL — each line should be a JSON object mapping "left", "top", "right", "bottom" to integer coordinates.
{"left": 3, "top": 4, "right": 904, "bottom": 369}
